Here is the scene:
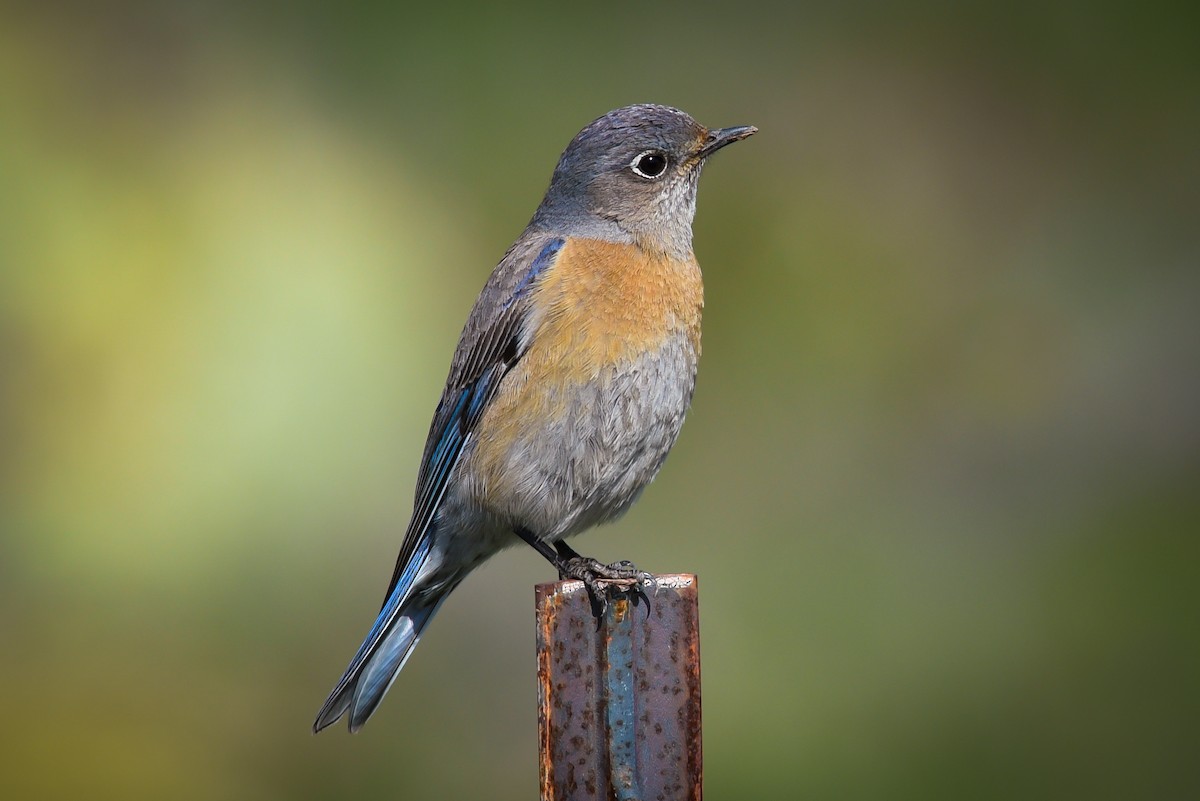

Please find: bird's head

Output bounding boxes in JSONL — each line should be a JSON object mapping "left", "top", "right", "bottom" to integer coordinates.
{"left": 536, "top": 104, "right": 756, "bottom": 258}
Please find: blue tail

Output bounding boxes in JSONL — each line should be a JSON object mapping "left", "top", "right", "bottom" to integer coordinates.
{"left": 313, "top": 539, "right": 448, "bottom": 733}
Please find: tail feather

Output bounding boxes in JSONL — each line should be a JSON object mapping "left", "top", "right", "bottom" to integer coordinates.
{"left": 348, "top": 597, "right": 444, "bottom": 730}
{"left": 313, "top": 539, "right": 445, "bottom": 733}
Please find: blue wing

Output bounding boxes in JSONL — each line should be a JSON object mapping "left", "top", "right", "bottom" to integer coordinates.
{"left": 313, "top": 236, "right": 564, "bottom": 732}
{"left": 381, "top": 235, "right": 564, "bottom": 601}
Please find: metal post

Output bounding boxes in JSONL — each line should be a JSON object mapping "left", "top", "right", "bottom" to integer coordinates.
{"left": 535, "top": 574, "right": 702, "bottom": 801}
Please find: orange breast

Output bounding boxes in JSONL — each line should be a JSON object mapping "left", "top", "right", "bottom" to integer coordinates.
{"left": 528, "top": 237, "right": 703, "bottom": 370}
{"left": 464, "top": 237, "right": 704, "bottom": 520}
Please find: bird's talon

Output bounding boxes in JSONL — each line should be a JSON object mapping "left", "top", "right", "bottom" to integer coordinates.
{"left": 557, "top": 555, "right": 654, "bottom": 621}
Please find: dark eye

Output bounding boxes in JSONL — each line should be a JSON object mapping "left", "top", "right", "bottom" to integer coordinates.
{"left": 631, "top": 150, "right": 669, "bottom": 179}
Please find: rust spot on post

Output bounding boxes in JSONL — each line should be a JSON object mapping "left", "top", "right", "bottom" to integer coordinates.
{"left": 536, "top": 574, "right": 702, "bottom": 801}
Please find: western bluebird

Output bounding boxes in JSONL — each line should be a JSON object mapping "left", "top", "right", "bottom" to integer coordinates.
{"left": 314, "top": 104, "right": 755, "bottom": 733}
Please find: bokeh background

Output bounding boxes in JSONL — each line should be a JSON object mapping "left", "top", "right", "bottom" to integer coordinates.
{"left": 2, "top": 2, "right": 1197, "bottom": 799}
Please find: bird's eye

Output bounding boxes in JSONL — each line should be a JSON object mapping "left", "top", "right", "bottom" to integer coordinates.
{"left": 630, "top": 150, "right": 669, "bottom": 179}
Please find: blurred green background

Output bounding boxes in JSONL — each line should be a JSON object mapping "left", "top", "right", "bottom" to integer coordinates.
{"left": 2, "top": 1, "right": 1197, "bottom": 799}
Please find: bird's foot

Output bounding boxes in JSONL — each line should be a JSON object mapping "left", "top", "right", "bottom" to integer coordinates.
{"left": 558, "top": 557, "right": 654, "bottom": 619}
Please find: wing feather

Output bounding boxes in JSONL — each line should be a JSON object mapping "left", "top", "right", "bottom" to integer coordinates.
{"left": 379, "top": 236, "right": 565, "bottom": 602}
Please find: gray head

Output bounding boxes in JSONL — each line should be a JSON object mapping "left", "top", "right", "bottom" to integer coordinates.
{"left": 532, "top": 104, "right": 756, "bottom": 258}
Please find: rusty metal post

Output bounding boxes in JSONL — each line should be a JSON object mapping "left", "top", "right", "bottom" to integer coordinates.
{"left": 535, "top": 574, "right": 702, "bottom": 801}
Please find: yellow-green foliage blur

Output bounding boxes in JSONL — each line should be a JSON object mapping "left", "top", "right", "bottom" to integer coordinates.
{"left": 2, "top": 2, "right": 1196, "bottom": 799}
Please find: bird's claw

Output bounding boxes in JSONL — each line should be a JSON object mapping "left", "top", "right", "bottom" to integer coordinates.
{"left": 558, "top": 557, "right": 654, "bottom": 621}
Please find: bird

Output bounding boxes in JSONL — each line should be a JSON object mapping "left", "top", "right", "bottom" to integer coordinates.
{"left": 313, "top": 103, "right": 755, "bottom": 733}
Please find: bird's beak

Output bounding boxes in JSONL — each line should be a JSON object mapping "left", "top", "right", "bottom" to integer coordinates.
{"left": 697, "top": 125, "right": 758, "bottom": 158}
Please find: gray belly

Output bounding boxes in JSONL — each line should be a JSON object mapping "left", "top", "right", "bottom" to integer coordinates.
{"left": 463, "top": 331, "right": 699, "bottom": 540}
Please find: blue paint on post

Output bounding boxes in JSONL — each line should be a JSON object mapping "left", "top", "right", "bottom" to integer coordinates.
{"left": 604, "top": 599, "right": 642, "bottom": 801}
